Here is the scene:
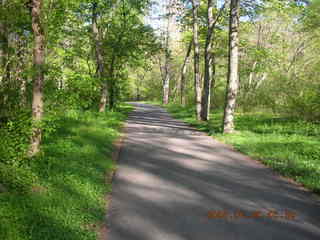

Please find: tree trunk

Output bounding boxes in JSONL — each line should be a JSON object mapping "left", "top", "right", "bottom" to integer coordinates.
{"left": 29, "top": 0, "right": 45, "bottom": 156}
{"left": 108, "top": 54, "right": 116, "bottom": 110}
{"left": 99, "top": 83, "right": 108, "bottom": 112}
{"left": 0, "top": 0, "right": 10, "bottom": 111}
{"left": 162, "top": 62, "right": 170, "bottom": 104}
{"left": 248, "top": 61, "right": 257, "bottom": 89}
{"left": 223, "top": 0, "right": 240, "bottom": 134}
{"left": 158, "top": 56, "right": 165, "bottom": 83}
{"left": 180, "top": 40, "right": 192, "bottom": 105}
{"left": 162, "top": 2, "right": 172, "bottom": 105}
{"left": 16, "top": 37, "right": 27, "bottom": 106}
{"left": 201, "top": 0, "right": 217, "bottom": 121}
{"left": 136, "top": 74, "right": 144, "bottom": 101}
{"left": 92, "top": 2, "right": 108, "bottom": 112}
{"left": 20, "top": 76, "right": 27, "bottom": 106}
{"left": 191, "top": 0, "right": 202, "bottom": 120}
{"left": 0, "top": 24, "right": 9, "bottom": 83}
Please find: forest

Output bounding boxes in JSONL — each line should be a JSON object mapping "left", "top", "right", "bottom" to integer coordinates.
{"left": 0, "top": 0, "right": 319, "bottom": 239}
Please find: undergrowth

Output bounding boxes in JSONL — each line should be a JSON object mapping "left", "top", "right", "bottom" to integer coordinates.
{"left": 0, "top": 104, "right": 133, "bottom": 240}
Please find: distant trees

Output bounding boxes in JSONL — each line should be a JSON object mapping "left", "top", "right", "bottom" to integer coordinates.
{"left": 135, "top": 0, "right": 319, "bottom": 130}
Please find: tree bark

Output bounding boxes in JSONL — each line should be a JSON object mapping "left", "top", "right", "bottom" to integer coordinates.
{"left": 180, "top": 40, "right": 192, "bottom": 105}
{"left": 108, "top": 54, "right": 116, "bottom": 110}
{"left": 162, "top": 2, "right": 172, "bottom": 105}
{"left": 92, "top": 2, "right": 108, "bottom": 112}
{"left": 0, "top": 22, "right": 9, "bottom": 83}
{"left": 0, "top": 0, "right": 10, "bottom": 109}
{"left": 158, "top": 56, "right": 165, "bottom": 84}
{"left": 223, "top": 0, "right": 240, "bottom": 134}
{"left": 200, "top": 0, "right": 217, "bottom": 121}
{"left": 191, "top": 0, "right": 202, "bottom": 120}
{"left": 17, "top": 38, "right": 27, "bottom": 106}
{"left": 136, "top": 74, "right": 144, "bottom": 101}
{"left": 29, "top": 0, "right": 45, "bottom": 156}
{"left": 162, "top": 62, "right": 170, "bottom": 104}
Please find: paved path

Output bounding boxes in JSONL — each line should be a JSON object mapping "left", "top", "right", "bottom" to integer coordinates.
{"left": 108, "top": 103, "right": 320, "bottom": 240}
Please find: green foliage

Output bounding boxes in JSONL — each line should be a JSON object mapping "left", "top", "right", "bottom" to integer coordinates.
{"left": 1, "top": 3, "right": 153, "bottom": 235}
{"left": 302, "top": 0, "right": 320, "bottom": 30}
{"left": 0, "top": 163, "right": 36, "bottom": 193}
{"left": 0, "top": 111, "right": 31, "bottom": 166}
{"left": 0, "top": 105, "right": 132, "bottom": 240}
{"left": 64, "top": 74, "right": 101, "bottom": 110}
{"left": 285, "top": 86, "right": 320, "bottom": 121}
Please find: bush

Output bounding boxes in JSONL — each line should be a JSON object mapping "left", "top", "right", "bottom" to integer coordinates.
{"left": 0, "top": 111, "right": 31, "bottom": 166}
{"left": 0, "top": 163, "right": 36, "bottom": 193}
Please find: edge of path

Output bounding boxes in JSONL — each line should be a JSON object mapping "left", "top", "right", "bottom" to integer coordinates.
{"left": 151, "top": 102, "right": 320, "bottom": 200}
{"left": 101, "top": 102, "right": 320, "bottom": 239}
{"left": 98, "top": 116, "right": 130, "bottom": 240}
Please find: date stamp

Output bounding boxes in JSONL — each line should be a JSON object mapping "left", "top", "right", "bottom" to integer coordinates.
{"left": 207, "top": 210, "right": 296, "bottom": 220}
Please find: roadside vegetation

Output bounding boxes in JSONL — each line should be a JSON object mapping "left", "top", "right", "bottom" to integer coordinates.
{"left": 166, "top": 104, "right": 320, "bottom": 193}
{"left": 0, "top": 0, "right": 152, "bottom": 239}
{"left": 137, "top": 1, "right": 320, "bottom": 194}
{"left": 1, "top": 0, "right": 320, "bottom": 239}
{"left": 0, "top": 105, "right": 132, "bottom": 240}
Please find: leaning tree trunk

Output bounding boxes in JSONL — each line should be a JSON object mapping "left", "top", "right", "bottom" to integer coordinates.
{"left": 92, "top": 2, "right": 108, "bottom": 112}
{"left": 201, "top": 0, "right": 217, "bottom": 121}
{"left": 191, "top": 0, "right": 202, "bottom": 120}
{"left": 180, "top": 40, "right": 192, "bottom": 106}
{"left": 29, "top": 0, "right": 45, "bottom": 156}
{"left": 223, "top": 0, "right": 240, "bottom": 134}
{"left": 162, "top": 2, "right": 172, "bottom": 105}
{"left": 162, "top": 56, "right": 170, "bottom": 105}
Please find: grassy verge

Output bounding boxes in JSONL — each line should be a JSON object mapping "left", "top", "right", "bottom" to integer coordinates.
{"left": 164, "top": 103, "right": 320, "bottom": 193}
{"left": 0, "top": 104, "right": 133, "bottom": 240}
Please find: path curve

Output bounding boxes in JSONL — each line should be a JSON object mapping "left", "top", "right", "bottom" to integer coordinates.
{"left": 108, "top": 103, "right": 320, "bottom": 240}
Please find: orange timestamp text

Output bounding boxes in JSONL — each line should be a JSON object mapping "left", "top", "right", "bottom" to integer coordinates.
{"left": 207, "top": 210, "right": 296, "bottom": 220}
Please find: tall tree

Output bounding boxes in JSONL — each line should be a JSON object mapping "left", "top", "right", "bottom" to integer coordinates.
{"left": 162, "top": 0, "right": 173, "bottom": 105}
{"left": 200, "top": 0, "right": 227, "bottom": 121}
{"left": 191, "top": 0, "right": 202, "bottom": 120}
{"left": 92, "top": 2, "right": 108, "bottom": 112}
{"left": 180, "top": 40, "right": 192, "bottom": 105}
{"left": 200, "top": 0, "right": 216, "bottom": 121}
{"left": 29, "top": 0, "right": 45, "bottom": 156}
{"left": 223, "top": 0, "right": 240, "bottom": 133}
{"left": 0, "top": 0, "right": 10, "bottom": 111}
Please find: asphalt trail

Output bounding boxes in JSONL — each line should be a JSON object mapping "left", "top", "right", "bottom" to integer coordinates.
{"left": 108, "top": 103, "right": 320, "bottom": 240}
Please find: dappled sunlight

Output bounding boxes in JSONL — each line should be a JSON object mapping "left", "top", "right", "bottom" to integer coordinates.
{"left": 166, "top": 103, "right": 320, "bottom": 193}
{"left": 108, "top": 103, "right": 320, "bottom": 240}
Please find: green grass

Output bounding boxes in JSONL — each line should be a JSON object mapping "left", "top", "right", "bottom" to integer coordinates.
{"left": 0, "top": 104, "right": 133, "bottom": 240}
{"left": 165, "top": 103, "right": 320, "bottom": 193}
